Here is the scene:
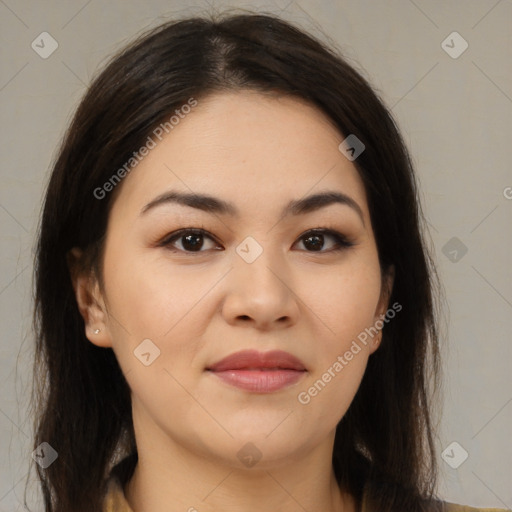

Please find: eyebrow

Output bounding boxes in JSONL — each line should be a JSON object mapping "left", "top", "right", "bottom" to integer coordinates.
{"left": 141, "top": 190, "right": 365, "bottom": 224}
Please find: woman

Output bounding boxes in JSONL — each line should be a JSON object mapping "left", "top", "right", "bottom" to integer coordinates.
{"left": 32, "top": 11, "right": 506, "bottom": 512}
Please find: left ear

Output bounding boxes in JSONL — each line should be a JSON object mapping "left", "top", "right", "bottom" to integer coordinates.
{"left": 370, "top": 264, "right": 395, "bottom": 353}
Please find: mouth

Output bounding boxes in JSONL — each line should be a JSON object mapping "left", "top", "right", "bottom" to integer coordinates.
{"left": 206, "top": 349, "right": 307, "bottom": 393}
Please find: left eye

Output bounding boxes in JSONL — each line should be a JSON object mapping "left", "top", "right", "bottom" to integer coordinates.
{"left": 295, "top": 229, "right": 354, "bottom": 252}
{"left": 160, "top": 228, "right": 353, "bottom": 253}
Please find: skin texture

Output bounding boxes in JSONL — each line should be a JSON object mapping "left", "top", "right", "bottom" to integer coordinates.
{"left": 72, "top": 91, "right": 393, "bottom": 512}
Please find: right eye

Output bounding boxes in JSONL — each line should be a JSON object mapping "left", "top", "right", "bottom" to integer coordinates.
{"left": 159, "top": 228, "right": 222, "bottom": 253}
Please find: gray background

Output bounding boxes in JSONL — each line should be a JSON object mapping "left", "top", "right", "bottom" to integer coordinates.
{"left": 1, "top": 0, "right": 511, "bottom": 510}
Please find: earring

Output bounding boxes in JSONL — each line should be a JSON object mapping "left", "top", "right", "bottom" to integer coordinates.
{"left": 93, "top": 328, "right": 101, "bottom": 334}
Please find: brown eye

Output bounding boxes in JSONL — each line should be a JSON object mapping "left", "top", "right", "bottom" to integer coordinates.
{"left": 160, "top": 229, "right": 219, "bottom": 253}
{"left": 295, "top": 229, "right": 354, "bottom": 252}
{"left": 180, "top": 232, "right": 205, "bottom": 251}
{"left": 159, "top": 227, "right": 354, "bottom": 255}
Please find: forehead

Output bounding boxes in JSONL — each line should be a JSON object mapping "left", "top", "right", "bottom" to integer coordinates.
{"left": 109, "top": 90, "right": 370, "bottom": 223}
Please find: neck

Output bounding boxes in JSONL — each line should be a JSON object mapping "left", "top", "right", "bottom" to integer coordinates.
{"left": 124, "top": 416, "right": 357, "bottom": 512}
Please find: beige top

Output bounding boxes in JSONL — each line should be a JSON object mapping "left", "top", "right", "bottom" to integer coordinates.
{"left": 102, "top": 473, "right": 507, "bottom": 512}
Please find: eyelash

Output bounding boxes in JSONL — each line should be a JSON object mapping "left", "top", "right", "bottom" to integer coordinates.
{"left": 158, "top": 226, "right": 355, "bottom": 254}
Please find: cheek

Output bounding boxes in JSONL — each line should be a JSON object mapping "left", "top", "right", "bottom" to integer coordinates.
{"left": 100, "top": 239, "right": 225, "bottom": 406}
{"left": 293, "top": 355, "right": 367, "bottom": 457}
{"left": 293, "top": 254, "right": 381, "bottom": 415}
{"left": 103, "top": 242, "right": 216, "bottom": 342}
{"left": 102, "top": 246, "right": 215, "bottom": 434}
{"left": 305, "top": 253, "right": 383, "bottom": 351}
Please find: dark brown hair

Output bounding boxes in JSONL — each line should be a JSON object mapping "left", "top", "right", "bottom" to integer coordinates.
{"left": 31, "top": 11, "right": 442, "bottom": 512}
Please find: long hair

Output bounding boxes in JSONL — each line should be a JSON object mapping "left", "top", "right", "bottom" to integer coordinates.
{"left": 31, "top": 11, "right": 442, "bottom": 512}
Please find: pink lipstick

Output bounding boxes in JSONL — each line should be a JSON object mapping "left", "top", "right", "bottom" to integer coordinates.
{"left": 206, "top": 349, "right": 307, "bottom": 393}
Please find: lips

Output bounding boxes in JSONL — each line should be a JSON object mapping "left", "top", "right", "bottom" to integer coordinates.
{"left": 206, "top": 350, "right": 307, "bottom": 393}
{"left": 207, "top": 349, "right": 306, "bottom": 372}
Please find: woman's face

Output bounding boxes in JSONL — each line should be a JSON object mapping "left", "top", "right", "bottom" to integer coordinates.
{"left": 79, "top": 90, "right": 392, "bottom": 469}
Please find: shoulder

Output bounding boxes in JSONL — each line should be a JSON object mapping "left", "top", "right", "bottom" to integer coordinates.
{"left": 358, "top": 478, "right": 508, "bottom": 512}
{"left": 441, "top": 502, "right": 509, "bottom": 512}
{"left": 359, "top": 490, "right": 508, "bottom": 512}
{"left": 103, "top": 471, "right": 509, "bottom": 512}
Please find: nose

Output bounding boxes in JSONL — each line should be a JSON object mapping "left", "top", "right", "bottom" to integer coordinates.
{"left": 221, "top": 246, "right": 300, "bottom": 331}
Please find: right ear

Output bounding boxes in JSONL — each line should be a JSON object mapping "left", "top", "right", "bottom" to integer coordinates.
{"left": 67, "top": 247, "right": 113, "bottom": 348}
